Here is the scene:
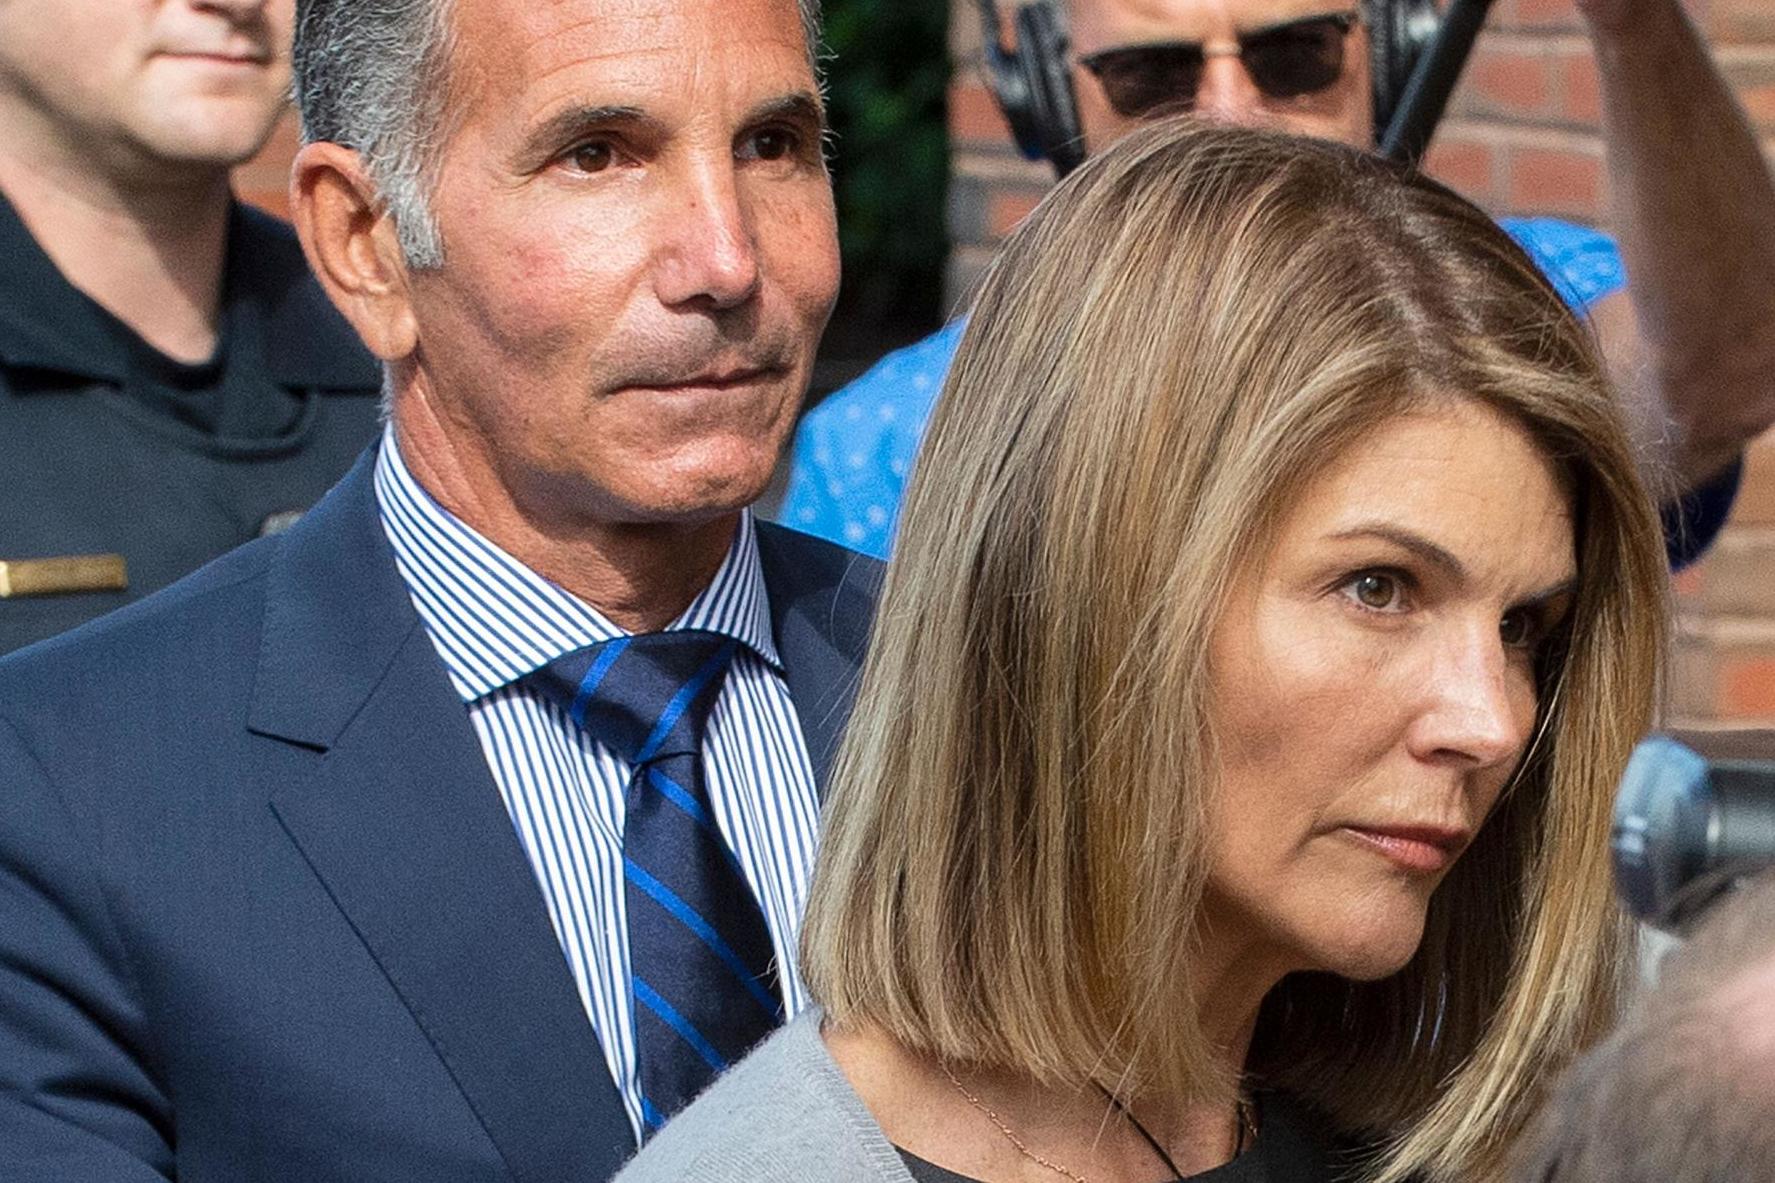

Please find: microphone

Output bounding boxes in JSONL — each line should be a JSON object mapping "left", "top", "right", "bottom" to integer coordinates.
{"left": 1379, "top": 0, "right": 1500, "bottom": 164}
{"left": 1613, "top": 734, "right": 1775, "bottom": 931}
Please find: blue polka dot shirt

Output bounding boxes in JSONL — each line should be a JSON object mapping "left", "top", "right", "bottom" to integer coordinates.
{"left": 782, "top": 217, "right": 1737, "bottom": 569}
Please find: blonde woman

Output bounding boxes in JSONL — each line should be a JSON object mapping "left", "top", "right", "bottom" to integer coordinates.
{"left": 616, "top": 120, "right": 1669, "bottom": 1183}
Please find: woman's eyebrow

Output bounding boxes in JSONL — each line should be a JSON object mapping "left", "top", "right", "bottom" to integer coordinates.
{"left": 1328, "top": 524, "right": 1468, "bottom": 581}
{"left": 1517, "top": 577, "right": 1579, "bottom": 611}
{"left": 1332, "top": 523, "right": 1578, "bottom": 604}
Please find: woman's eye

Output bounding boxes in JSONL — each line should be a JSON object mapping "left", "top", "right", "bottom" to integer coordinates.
{"left": 1343, "top": 571, "right": 1406, "bottom": 612}
{"left": 566, "top": 142, "right": 615, "bottom": 173}
{"left": 1500, "top": 608, "right": 1538, "bottom": 649}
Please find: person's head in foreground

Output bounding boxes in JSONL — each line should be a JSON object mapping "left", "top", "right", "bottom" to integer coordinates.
{"left": 1511, "top": 873, "right": 1775, "bottom": 1183}
{"left": 618, "top": 119, "right": 1669, "bottom": 1183}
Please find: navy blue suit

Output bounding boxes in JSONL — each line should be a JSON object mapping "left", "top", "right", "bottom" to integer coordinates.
{"left": 0, "top": 450, "right": 879, "bottom": 1181}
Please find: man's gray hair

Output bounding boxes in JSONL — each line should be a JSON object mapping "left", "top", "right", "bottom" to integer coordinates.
{"left": 292, "top": 0, "right": 824, "bottom": 269}
{"left": 293, "top": 0, "right": 458, "bottom": 267}
{"left": 1510, "top": 874, "right": 1775, "bottom": 1183}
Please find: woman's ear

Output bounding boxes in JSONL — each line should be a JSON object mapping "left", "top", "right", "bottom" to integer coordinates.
{"left": 289, "top": 142, "right": 421, "bottom": 363}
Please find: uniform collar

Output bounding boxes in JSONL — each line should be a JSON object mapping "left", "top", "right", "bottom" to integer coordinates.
{"left": 0, "top": 186, "right": 122, "bottom": 382}
{"left": 0, "top": 187, "right": 378, "bottom": 393}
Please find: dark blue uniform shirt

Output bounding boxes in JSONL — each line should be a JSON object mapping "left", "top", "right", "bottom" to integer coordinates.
{"left": 0, "top": 191, "right": 381, "bottom": 655}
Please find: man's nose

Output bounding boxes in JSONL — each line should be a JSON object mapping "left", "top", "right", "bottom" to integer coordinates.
{"left": 1409, "top": 625, "right": 1532, "bottom": 771}
{"left": 1193, "top": 51, "right": 1267, "bottom": 125}
{"left": 654, "top": 162, "right": 763, "bottom": 312}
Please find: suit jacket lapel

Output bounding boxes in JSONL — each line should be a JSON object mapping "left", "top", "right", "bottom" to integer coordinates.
{"left": 753, "top": 522, "right": 882, "bottom": 797}
{"left": 250, "top": 453, "right": 635, "bottom": 1182}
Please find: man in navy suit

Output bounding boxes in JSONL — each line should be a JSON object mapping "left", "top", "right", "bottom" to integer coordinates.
{"left": 0, "top": 0, "right": 874, "bottom": 1178}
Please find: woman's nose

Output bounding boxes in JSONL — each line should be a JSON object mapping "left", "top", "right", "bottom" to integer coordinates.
{"left": 1409, "top": 625, "right": 1533, "bottom": 770}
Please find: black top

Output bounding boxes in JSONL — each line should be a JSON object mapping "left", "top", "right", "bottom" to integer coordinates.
{"left": 898, "top": 1093, "right": 1355, "bottom": 1183}
{"left": 0, "top": 189, "right": 381, "bottom": 655}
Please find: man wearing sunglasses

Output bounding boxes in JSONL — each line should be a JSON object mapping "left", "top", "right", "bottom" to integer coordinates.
{"left": 1077, "top": 7, "right": 1370, "bottom": 147}
{"left": 783, "top": 0, "right": 1775, "bottom": 574}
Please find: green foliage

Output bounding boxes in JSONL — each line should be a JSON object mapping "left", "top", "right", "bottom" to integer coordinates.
{"left": 821, "top": 0, "right": 951, "bottom": 332}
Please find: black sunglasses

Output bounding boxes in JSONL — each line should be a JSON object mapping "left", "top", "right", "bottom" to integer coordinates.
{"left": 1078, "top": 11, "right": 1360, "bottom": 118}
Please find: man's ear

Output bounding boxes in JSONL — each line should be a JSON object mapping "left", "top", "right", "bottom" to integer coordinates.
{"left": 289, "top": 143, "right": 421, "bottom": 363}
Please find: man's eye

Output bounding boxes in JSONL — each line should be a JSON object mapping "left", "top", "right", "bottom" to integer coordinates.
{"left": 1342, "top": 571, "right": 1407, "bottom": 612}
{"left": 742, "top": 128, "right": 799, "bottom": 162}
{"left": 566, "top": 142, "right": 615, "bottom": 173}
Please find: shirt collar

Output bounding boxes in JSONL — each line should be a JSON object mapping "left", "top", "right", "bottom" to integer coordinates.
{"left": 373, "top": 425, "right": 781, "bottom": 704}
{"left": 0, "top": 188, "right": 378, "bottom": 393}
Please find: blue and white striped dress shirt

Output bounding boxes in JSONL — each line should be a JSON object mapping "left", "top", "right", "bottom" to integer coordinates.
{"left": 372, "top": 428, "right": 821, "bottom": 1140}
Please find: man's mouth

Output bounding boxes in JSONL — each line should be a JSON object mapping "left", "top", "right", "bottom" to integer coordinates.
{"left": 157, "top": 46, "right": 272, "bottom": 67}
{"left": 626, "top": 365, "right": 787, "bottom": 393}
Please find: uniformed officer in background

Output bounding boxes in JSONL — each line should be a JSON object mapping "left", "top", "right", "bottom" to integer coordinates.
{"left": 0, "top": 0, "right": 380, "bottom": 655}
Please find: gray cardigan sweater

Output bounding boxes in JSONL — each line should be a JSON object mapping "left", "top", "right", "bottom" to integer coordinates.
{"left": 615, "top": 1010, "right": 1348, "bottom": 1183}
{"left": 612, "top": 1009, "right": 916, "bottom": 1183}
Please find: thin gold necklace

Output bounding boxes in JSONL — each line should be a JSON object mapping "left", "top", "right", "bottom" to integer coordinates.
{"left": 939, "top": 1064, "right": 1254, "bottom": 1181}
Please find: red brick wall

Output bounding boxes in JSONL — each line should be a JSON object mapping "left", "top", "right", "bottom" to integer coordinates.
{"left": 949, "top": 0, "right": 1775, "bottom": 726}
{"left": 233, "top": 110, "right": 299, "bottom": 220}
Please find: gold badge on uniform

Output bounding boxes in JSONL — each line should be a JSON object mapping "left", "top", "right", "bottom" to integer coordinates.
{"left": 0, "top": 555, "right": 129, "bottom": 598}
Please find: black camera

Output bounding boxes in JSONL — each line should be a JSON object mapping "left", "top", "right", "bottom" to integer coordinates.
{"left": 1612, "top": 731, "right": 1775, "bottom": 931}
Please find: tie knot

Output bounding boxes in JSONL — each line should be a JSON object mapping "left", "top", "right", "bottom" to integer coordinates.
{"left": 530, "top": 630, "right": 741, "bottom": 766}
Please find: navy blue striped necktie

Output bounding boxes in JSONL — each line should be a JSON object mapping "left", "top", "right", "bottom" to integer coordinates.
{"left": 529, "top": 630, "right": 784, "bottom": 1134}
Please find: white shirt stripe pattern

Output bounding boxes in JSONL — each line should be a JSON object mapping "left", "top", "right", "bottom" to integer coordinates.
{"left": 372, "top": 428, "right": 820, "bottom": 1141}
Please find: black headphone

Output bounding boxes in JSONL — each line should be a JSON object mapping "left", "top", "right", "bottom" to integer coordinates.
{"left": 975, "top": 0, "right": 1441, "bottom": 176}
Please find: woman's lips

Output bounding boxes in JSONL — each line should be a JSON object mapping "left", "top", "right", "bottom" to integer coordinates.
{"left": 1337, "top": 824, "right": 1468, "bottom": 874}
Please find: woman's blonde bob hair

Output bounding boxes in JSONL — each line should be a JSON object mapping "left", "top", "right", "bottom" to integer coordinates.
{"left": 800, "top": 120, "right": 1669, "bottom": 1183}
